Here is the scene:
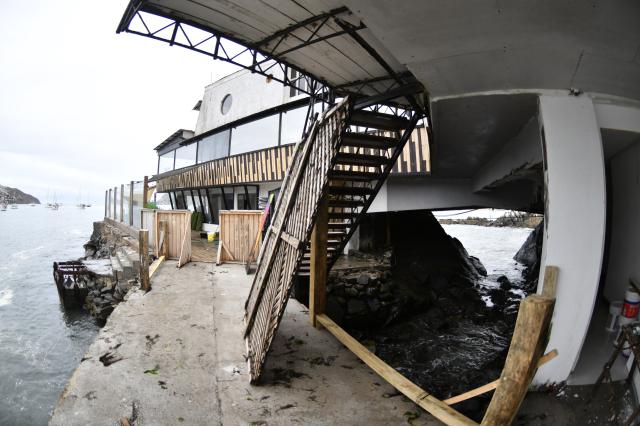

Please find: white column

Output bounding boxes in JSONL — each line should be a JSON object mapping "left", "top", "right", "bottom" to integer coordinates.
{"left": 533, "top": 95, "right": 607, "bottom": 384}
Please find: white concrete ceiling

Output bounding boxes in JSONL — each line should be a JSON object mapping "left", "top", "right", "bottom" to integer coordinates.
{"left": 344, "top": 0, "right": 640, "bottom": 100}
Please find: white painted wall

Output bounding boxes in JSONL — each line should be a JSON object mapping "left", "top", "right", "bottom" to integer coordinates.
{"left": 603, "top": 139, "right": 640, "bottom": 302}
{"left": 367, "top": 177, "right": 539, "bottom": 213}
{"left": 533, "top": 95, "right": 607, "bottom": 384}
{"left": 194, "top": 69, "right": 290, "bottom": 135}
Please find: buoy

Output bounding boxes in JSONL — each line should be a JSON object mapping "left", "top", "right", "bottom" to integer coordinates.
{"left": 622, "top": 288, "right": 640, "bottom": 318}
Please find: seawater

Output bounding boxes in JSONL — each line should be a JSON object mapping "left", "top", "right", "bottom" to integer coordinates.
{"left": 0, "top": 205, "right": 102, "bottom": 425}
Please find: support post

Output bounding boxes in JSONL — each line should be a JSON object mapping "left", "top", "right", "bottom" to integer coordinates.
{"left": 139, "top": 229, "right": 150, "bottom": 292}
{"left": 160, "top": 220, "right": 169, "bottom": 258}
{"left": 481, "top": 295, "right": 555, "bottom": 425}
{"left": 309, "top": 195, "right": 328, "bottom": 328}
{"left": 120, "top": 184, "right": 124, "bottom": 223}
{"left": 108, "top": 189, "right": 112, "bottom": 218}
{"left": 104, "top": 190, "right": 108, "bottom": 218}
{"left": 113, "top": 186, "right": 117, "bottom": 219}
{"left": 142, "top": 175, "right": 149, "bottom": 207}
{"left": 129, "top": 181, "right": 134, "bottom": 227}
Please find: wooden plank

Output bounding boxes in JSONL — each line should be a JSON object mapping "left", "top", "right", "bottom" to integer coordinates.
{"left": 139, "top": 229, "right": 150, "bottom": 292}
{"left": 542, "top": 265, "right": 559, "bottom": 298}
{"left": 149, "top": 255, "right": 165, "bottom": 278}
{"left": 444, "top": 349, "right": 558, "bottom": 405}
{"left": 481, "top": 295, "right": 555, "bottom": 425}
{"left": 316, "top": 314, "right": 478, "bottom": 426}
{"left": 178, "top": 213, "right": 191, "bottom": 268}
{"left": 309, "top": 196, "right": 328, "bottom": 328}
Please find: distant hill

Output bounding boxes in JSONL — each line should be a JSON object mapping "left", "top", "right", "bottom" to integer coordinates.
{"left": 0, "top": 185, "right": 40, "bottom": 204}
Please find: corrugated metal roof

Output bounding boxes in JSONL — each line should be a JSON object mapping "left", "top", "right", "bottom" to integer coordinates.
{"left": 117, "top": 0, "right": 417, "bottom": 99}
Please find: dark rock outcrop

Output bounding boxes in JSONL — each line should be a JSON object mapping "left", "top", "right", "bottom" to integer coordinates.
{"left": 0, "top": 184, "right": 40, "bottom": 204}
{"left": 514, "top": 220, "right": 544, "bottom": 291}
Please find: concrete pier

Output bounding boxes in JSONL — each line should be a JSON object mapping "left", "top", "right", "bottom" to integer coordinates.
{"left": 50, "top": 261, "right": 438, "bottom": 425}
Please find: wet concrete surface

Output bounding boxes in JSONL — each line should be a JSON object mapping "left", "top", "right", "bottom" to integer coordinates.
{"left": 50, "top": 261, "right": 443, "bottom": 425}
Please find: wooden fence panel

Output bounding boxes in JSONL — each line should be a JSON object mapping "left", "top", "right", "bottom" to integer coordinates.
{"left": 217, "top": 210, "right": 262, "bottom": 264}
{"left": 141, "top": 209, "right": 191, "bottom": 262}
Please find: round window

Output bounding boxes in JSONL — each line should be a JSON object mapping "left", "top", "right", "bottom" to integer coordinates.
{"left": 221, "top": 94, "right": 232, "bottom": 115}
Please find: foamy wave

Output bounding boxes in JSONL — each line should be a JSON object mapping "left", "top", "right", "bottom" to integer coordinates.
{"left": 0, "top": 288, "right": 14, "bottom": 307}
{"left": 11, "top": 246, "right": 45, "bottom": 260}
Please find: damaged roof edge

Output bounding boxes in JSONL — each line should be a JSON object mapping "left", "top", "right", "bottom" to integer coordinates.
{"left": 116, "top": 0, "right": 143, "bottom": 34}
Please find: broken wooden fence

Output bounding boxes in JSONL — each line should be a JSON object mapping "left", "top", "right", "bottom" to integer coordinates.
{"left": 243, "top": 98, "right": 348, "bottom": 382}
{"left": 140, "top": 209, "right": 191, "bottom": 267}
{"left": 216, "top": 210, "right": 262, "bottom": 265}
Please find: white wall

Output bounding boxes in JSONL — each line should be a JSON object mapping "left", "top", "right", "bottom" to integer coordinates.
{"left": 194, "top": 69, "right": 289, "bottom": 135}
{"left": 603, "top": 139, "right": 640, "bottom": 301}
{"left": 368, "top": 177, "right": 539, "bottom": 213}
{"left": 534, "top": 95, "right": 607, "bottom": 384}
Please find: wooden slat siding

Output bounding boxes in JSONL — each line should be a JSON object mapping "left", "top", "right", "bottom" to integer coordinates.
{"left": 140, "top": 210, "right": 190, "bottom": 260}
{"left": 155, "top": 127, "right": 430, "bottom": 192}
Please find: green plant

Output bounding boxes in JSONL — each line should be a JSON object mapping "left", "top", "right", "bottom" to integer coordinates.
{"left": 144, "top": 202, "right": 158, "bottom": 209}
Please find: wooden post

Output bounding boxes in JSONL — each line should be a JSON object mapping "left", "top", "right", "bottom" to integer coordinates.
{"left": 120, "top": 184, "right": 124, "bottom": 223}
{"left": 108, "top": 189, "right": 112, "bottom": 219}
{"left": 129, "top": 181, "right": 134, "bottom": 227}
{"left": 142, "top": 175, "right": 149, "bottom": 207}
{"left": 104, "top": 190, "right": 108, "bottom": 218}
{"left": 139, "top": 229, "right": 150, "bottom": 292}
{"left": 159, "top": 220, "right": 169, "bottom": 258}
{"left": 481, "top": 295, "right": 555, "bottom": 425}
{"left": 309, "top": 195, "right": 328, "bottom": 328}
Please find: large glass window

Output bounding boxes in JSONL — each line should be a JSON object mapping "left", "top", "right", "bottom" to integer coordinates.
{"left": 197, "top": 130, "right": 230, "bottom": 163}
{"left": 230, "top": 115, "right": 279, "bottom": 155}
{"left": 207, "top": 188, "right": 224, "bottom": 224}
{"left": 174, "top": 191, "right": 186, "bottom": 210}
{"left": 199, "top": 189, "right": 211, "bottom": 223}
{"left": 174, "top": 144, "right": 196, "bottom": 169}
{"left": 237, "top": 185, "right": 258, "bottom": 210}
{"left": 184, "top": 190, "right": 195, "bottom": 211}
{"left": 158, "top": 151, "right": 175, "bottom": 173}
{"left": 221, "top": 187, "right": 234, "bottom": 210}
{"left": 280, "top": 106, "right": 308, "bottom": 145}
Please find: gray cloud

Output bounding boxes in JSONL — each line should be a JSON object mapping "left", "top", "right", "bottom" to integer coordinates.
{"left": 0, "top": 0, "right": 239, "bottom": 203}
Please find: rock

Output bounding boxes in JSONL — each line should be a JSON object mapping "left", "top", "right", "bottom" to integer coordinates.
{"left": 357, "top": 273, "right": 370, "bottom": 286}
{"left": 345, "top": 287, "right": 359, "bottom": 297}
{"left": 325, "top": 299, "right": 345, "bottom": 324}
{"left": 468, "top": 256, "right": 487, "bottom": 276}
{"left": 347, "top": 299, "right": 368, "bottom": 316}
{"left": 497, "top": 275, "right": 512, "bottom": 291}
{"left": 514, "top": 221, "right": 543, "bottom": 267}
{"left": 367, "top": 298, "right": 381, "bottom": 312}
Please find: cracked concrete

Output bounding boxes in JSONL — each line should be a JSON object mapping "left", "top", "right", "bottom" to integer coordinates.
{"left": 50, "top": 261, "right": 440, "bottom": 425}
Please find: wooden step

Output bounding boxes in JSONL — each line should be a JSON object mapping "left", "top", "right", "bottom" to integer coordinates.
{"left": 328, "top": 185, "right": 374, "bottom": 196}
{"left": 335, "top": 152, "right": 388, "bottom": 167}
{"left": 328, "top": 198, "right": 364, "bottom": 208}
{"left": 349, "top": 110, "right": 410, "bottom": 131}
{"left": 329, "top": 231, "right": 347, "bottom": 238}
{"left": 329, "top": 212, "right": 356, "bottom": 220}
{"left": 329, "top": 169, "right": 380, "bottom": 182}
{"left": 341, "top": 132, "right": 398, "bottom": 150}
{"left": 328, "top": 222, "right": 350, "bottom": 230}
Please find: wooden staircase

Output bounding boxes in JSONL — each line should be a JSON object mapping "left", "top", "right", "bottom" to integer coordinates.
{"left": 244, "top": 95, "right": 423, "bottom": 381}
{"left": 296, "top": 109, "right": 415, "bottom": 277}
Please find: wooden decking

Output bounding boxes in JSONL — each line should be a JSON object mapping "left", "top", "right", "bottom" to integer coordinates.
{"left": 191, "top": 231, "right": 217, "bottom": 263}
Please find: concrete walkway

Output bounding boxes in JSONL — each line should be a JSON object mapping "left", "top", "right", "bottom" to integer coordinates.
{"left": 51, "top": 261, "right": 440, "bottom": 425}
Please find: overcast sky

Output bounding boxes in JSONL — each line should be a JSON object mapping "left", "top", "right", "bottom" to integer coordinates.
{"left": 0, "top": 0, "right": 239, "bottom": 204}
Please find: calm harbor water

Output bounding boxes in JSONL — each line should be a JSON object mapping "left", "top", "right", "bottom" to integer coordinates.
{"left": 0, "top": 205, "right": 102, "bottom": 425}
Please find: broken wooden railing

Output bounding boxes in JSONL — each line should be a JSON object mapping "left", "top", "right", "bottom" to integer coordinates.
{"left": 311, "top": 260, "right": 559, "bottom": 425}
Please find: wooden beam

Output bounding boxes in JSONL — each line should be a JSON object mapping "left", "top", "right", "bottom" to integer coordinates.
{"left": 309, "top": 196, "right": 328, "bottom": 328}
{"left": 143, "top": 175, "right": 149, "bottom": 206}
{"left": 481, "top": 295, "right": 555, "bottom": 425}
{"left": 159, "top": 220, "right": 168, "bottom": 258}
{"left": 129, "top": 181, "right": 134, "bottom": 227}
{"left": 139, "top": 229, "right": 150, "bottom": 292}
{"left": 316, "top": 314, "right": 478, "bottom": 426}
{"left": 149, "top": 255, "right": 165, "bottom": 278}
{"left": 542, "top": 265, "right": 559, "bottom": 298}
{"left": 280, "top": 231, "right": 302, "bottom": 250}
{"left": 444, "top": 349, "right": 558, "bottom": 405}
